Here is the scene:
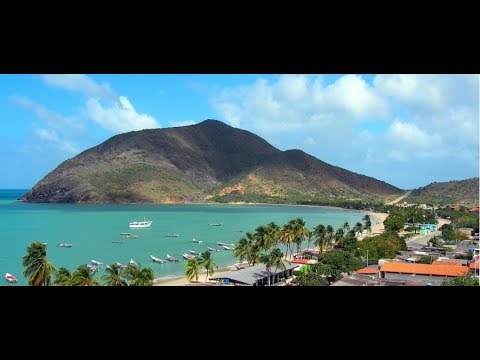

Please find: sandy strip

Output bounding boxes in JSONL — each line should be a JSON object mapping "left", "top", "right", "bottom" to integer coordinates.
{"left": 153, "top": 265, "right": 237, "bottom": 286}
{"left": 362, "top": 211, "right": 389, "bottom": 238}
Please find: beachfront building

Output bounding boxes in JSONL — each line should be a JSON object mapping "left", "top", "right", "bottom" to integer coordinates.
{"left": 379, "top": 262, "right": 468, "bottom": 285}
{"left": 209, "top": 261, "right": 299, "bottom": 286}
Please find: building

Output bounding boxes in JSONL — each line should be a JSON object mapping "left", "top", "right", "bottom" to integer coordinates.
{"left": 380, "top": 262, "right": 468, "bottom": 285}
{"left": 209, "top": 261, "right": 299, "bottom": 286}
{"left": 467, "top": 207, "right": 479, "bottom": 213}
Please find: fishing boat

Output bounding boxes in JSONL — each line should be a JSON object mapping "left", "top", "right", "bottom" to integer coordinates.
{"left": 189, "top": 250, "right": 201, "bottom": 255}
{"left": 209, "top": 223, "right": 222, "bottom": 226}
{"left": 150, "top": 255, "right": 167, "bottom": 264}
{"left": 222, "top": 245, "right": 233, "bottom": 251}
{"left": 86, "top": 265, "right": 98, "bottom": 273}
{"left": 129, "top": 259, "right": 137, "bottom": 265}
{"left": 164, "top": 234, "right": 179, "bottom": 238}
{"left": 182, "top": 253, "right": 195, "bottom": 260}
{"left": 129, "top": 218, "right": 152, "bottom": 228}
{"left": 115, "top": 262, "right": 127, "bottom": 269}
{"left": 5, "top": 273, "right": 17, "bottom": 283}
{"left": 124, "top": 234, "right": 138, "bottom": 239}
{"left": 57, "top": 243, "right": 73, "bottom": 248}
{"left": 217, "top": 242, "right": 227, "bottom": 246}
{"left": 192, "top": 238, "right": 203, "bottom": 243}
{"left": 208, "top": 247, "right": 221, "bottom": 252}
{"left": 91, "top": 260, "right": 103, "bottom": 266}
{"left": 167, "top": 254, "right": 179, "bottom": 263}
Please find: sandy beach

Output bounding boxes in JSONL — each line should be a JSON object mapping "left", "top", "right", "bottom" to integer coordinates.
{"left": 153, "top": 265, "right": 237, "bottom": 286}
{"left": 365, "top": 211, "right": 388, "bottom": 236}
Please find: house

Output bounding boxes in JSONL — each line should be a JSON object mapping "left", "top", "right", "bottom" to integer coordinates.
{"left": 450, "top": 205, "right": 461, "bottom": 211}
{"left": 467, "top": 207, "right": 479, "bottom": 213}
{"left": 379, "top": 262, "right": 468, "bottom": 285}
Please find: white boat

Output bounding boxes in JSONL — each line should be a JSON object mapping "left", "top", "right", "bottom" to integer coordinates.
{"left": 222, "top": 245, "right": 233, "bottom": 251}
{"left": 164, "top": 234, "right": 179, "bottom": 238}
{"left": 5, "top": 273, "right": 17, "bottom": 283}
{"left": 189, "top": 250, "right": 201, "bottom": 255}
{"left": 209, "top": 223, "right": 222, "bottom": 226}
{"left": 129, "top": 219, "right": 152, "bottom": 228}
{"left": 91, "top": 259, "right": 103, "bottom": 266}
{"left": 192, "top": 238, "right": 203, "bottom": 243}
{"left": 218, "top": 242, "right": 227, "bottom": 246}
{"left": 57, "top": 243, "right": 73, "bottom": 248}
{"left": 208, "top": 247, "right": 221, "bottom": 252}
{"left": 150, "top": 255, "right": 167, "bottom": 264}
{"left": 167, "top": 254, "right": 179, "bottom": 263}
{"left": 115, "top": 262, "right": 127, "bottom": 269}
{"left": 182, "top": 253, "right": 195, "bottom": 260}
{"left": 129, "top": 259, "right": 137, "bottom": 265}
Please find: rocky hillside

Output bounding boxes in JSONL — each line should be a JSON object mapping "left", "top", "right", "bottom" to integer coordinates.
{"left": 406, "top": 178, "right": 479, "bottom": 206}
{"left": 21, "top": 120, "right": 403, "bottom": 204}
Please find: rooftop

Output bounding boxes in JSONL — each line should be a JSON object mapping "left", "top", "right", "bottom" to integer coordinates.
{"left": 210, "top": 261, "right": 299, "bottom": 285}
{"left": 355, "top": 266, "right": 380, "bottom": 274}
{"left": 381, "top": 262, "right": 469, "bottom": 277}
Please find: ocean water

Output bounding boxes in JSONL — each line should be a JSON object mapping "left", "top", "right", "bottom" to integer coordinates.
{"left": 0, "top": 189, "right": 365, "bottom": 286}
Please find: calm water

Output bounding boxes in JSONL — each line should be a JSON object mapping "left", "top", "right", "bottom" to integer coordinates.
{"left": 0, "top": 189, "right": 364, "bottom": 286}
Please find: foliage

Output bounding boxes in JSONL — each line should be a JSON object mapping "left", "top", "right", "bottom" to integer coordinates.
{"left": 185, "top": 258, "right": 201, "bottom": 283}
{"left": 197, "top": 251, "right": 218, "bottom": 282}
{"left": 417, "top": 256, "right": 434, "bottom": 264}
{"left": 442, "top": 274, "right": 479, "bottom": 286}
{"left": 357, "top": 231, "right": 407, "bottom": 262}
{"left": 317, "top": 250, "right": 364, "bottom": 282}
{"left": 123, "top": 263, "right": 154, "bottom": 286}
{"left": 70, "top": 264, "right": 100, "bottom": 286}
{"left": 293, "top": 271, "right": 329, "bottom": 286}
{"left": 22, "top": 241, "right": 56, "bottom": 286}
{"left": 54, "top": 267, "right": 72, "bottom": 286}
{"left": 441, "top": 224, "right": 469, "bottom": 242}
{"left": 102, "top": 264, "right": 128, "bottom": 286}
{"left": 436, "top": 207, "right": 479, "bottom": 228}
{"left": 428, "top": 236, "right": 442, "bottom": 247}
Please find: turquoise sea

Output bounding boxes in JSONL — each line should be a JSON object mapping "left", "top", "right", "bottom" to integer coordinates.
{"left": 0, "top": 189, "right": 365, "bottom": 286}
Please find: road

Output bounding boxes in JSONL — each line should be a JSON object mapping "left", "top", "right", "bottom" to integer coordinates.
{"left": 406, "top": 229, "right": 442, "bottom": 248}
{"left": 386, "top": 190, "right": 412, "bottom": 205}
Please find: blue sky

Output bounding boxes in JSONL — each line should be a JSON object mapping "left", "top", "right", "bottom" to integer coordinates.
{"left": 0, "top": 74, "right": 478, "bottom": 189}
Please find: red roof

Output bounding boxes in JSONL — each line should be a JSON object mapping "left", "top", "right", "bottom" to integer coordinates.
{"left": 469, "top": 262, "right": 479, "bottom": 270}
{"left": 356, "top": 267, "right": 379, "bottom": 274}
{"left": 381, "top": 262, "right": 468, "bottom": 277}
{"left": 291, "top": 258, "right": 310, "bottom": 264}
{"left": 432, "top": 260, "right": 464, "bottom": 267}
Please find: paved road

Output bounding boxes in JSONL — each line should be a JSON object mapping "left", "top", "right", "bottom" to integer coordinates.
{"left": 406, "top": 229, "right": 442, "bottom": 248}
{"left": 386, "top": 190, "right": 412, "bottom": 205}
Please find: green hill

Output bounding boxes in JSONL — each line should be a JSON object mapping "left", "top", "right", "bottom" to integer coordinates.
{"left": 406, "top": 178, "right": 479, "bottom": 206}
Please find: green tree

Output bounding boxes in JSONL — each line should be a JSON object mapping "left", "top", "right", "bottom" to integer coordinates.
{"left": 22, "top": 241, "right": 56, "bottom": 286}
{"left": 234, "top": 232, "right": 256, "bottom": 265}
{"left": 70, "top": 264, "right": 100, "bottom": 286}
{"left": 442, "top": 274, "right": 479, "bottom": 286}
{"left": 198, "top": 251, "right": 218, "bottom": 283}
{"left": 54, "top": 267, "right": 72, "bottom": 286}
{"left": 353, "top": 222, "right": 363, "bottom": 237}
{"left": 313, "top": 224, "right": 326, "bottom": 254}
{"left": 290, "top": 218, "right": 310, "bottom": 256}
{"left": 250, "top": 244, "right": 261, "bottom": 266}
{"left": 342, "top": 222, "right": 350, "bottom": 232}
{"left": 417, "top": 256, "right": 434, "bottom": 264}
{"left": 260, "top": 253, "right": 276, "bottom": 286}
{"left": 318, "top": 250, "right": 364, "bottom": 282}
{"left": 293, "top": 271, "right": 329, "bottom": 286}
{"left": 279, "top": 223, "right": 296, "bottom": 259}
{"left": 270, "top": 248, "right": 286, "bottom": 284}
{"left": 102, "top": 264, "right": 127, "bottom": 286}
{"left": 185, "top": 257, "right": 201, "bottom": 283}
{"left": 124, "top": 263, "right": 153, "bottom": 286}
{"left": 362, "top": 214, "right": 372, "bottom": 235}
{"left": 254, "top": 225, "right": 274, "bottom": 252}
{"left": 325, "top": 225, "right": 334, "bottom": 250}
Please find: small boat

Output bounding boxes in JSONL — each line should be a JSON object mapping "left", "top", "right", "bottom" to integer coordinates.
{"left": 124, "top": 234, "right": 138, "bottom": 239}
{"left": 86, "top": 265, "right": 99, "bottom": 273}
{"left": 208, "top": 247, "right": 221, "bottom": 252}
{"left": 5, "top": 273, "right": 17, "bottom": 283}
{"left": 91, "top": 259, "right": 103, "bottom": 266}
{"left": 233, "top": 230, "right": 244, "bottom": 233}
{"left": 57, "top": 243, "right": 73, "bottom": 248}
{"left": 120, "top": 232, "right": 131, "bottom": 236}
{"left": 167, "top": 254, "right": 179, "bottom": 263}
{"left": 129, "top": 259, "right": 137, "bottom": 265}
{"left": 222, "top": 245, "right": 233, "bottom": 251}
{"left": 192, "top": 239, "right": 203, "bottom": 243}
{"left": 129, "top": 218, "right": 152, "bottom": 228}
{"left": 112, "top": 241, "right": 123, "bottom": 244}
{"left": 115, "top": 262, "right": 127, "bottom": 269}
{"left": 182, "top": 253, "right": 195, "bottom": 260}
{"left": 189, "top": 250, "right": 201, "bottom": 255}
{"left": 41, "top": 242, "right": 47, "bottom": 245}
{"left": 209, "top": 223, "right": 222, "bottom": 226}
{"left": 150, "top": 255, "right": 167, "bottom": 264}
{"left": 218, "top": 242, "right": 227, "bottom": 246}
{"left": 164, "top": 234, "right": 179, "bottom": 238}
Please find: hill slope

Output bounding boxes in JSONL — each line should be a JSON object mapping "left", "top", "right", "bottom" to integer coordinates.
{"left": 406, "top": 178, "right": 479, "bottom": 206}
{"left": 21, "top": 120, "right": 403, "bottom": 204}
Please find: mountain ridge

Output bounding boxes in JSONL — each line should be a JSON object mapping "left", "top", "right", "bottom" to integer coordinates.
{"left": 21, "top": 119, "right": 405, "bottom": 204}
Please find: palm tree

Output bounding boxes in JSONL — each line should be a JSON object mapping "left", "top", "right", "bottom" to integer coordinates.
{"left": 250, "top": 244, "right": 262, "bottom": 266}
{"left": 342, "top": 221, "right": 350, "bottom": 232}
{"left": 198, "top": 251, "right": 218, "bottom": 283}
{"left": 325, "top": 225, "right": 334, "bottom": 251}
{"left": 266, "top": 222, "right": 280, "bottom": 247}
{"left": 260, "top": 253, "right": 275, "bottom": 286}
{"left": 102, "top": 263, "right": 127, "bottom": 286}
{"left": 234, "top": 232, "right": 255, "bottom": 264}
{"left": 279, "top": 223, "right": 295, "bottom": 260}
{"left": 362, "top": 214, "right": 372, "bottom": 235}
{"left": 124, "top": 263, "right": 154, "bottom": 286}
{"left": 185, "top": 258, "right": 201, "bottom": 283}
{"left": 70, "top": 264, "right": 100, "bottom": 286}
{"left": 353, "top": 222, "right": 363, "bottom": 237}
{"left": 22, "top": 241, "right": 56, "bottom": 286}
{"left": 334, "top": 228, "right": 345, "bottom": 243}
{"left": 270, "top": 248, "right": 286, "bottom": 284}
{"left": 254, "top": 225, "right": 274, "bottom": 252}
{"left": 290, "top": 218, "right": 310, "bottom": 256}
{"left": 313, "top": 224, "right": 326, "bottom": 254}
{"left": 54, "top": 267, "right": 72, "bottom": 286}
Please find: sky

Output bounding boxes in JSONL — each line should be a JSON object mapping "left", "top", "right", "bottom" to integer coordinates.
{"left": 0, "top": 74, "right": 478, "bottom": 190}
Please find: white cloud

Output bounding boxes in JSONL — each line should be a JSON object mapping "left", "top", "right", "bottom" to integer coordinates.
{"left": 85, "top": 96, "right": 159, "bottom": 133}
{"left": 387, "top": 150, "right": 408, "bottom": 162}
{"left": 41, "top": 74, "right": 161, "bottom": 134}
{"left": 302, "top": 136, "right": 316, "bottom": 145}
{"left": 35, "top": 128, "right": 58, "bottom": 142}
{"left": 169, "top": 120, "right": 197, "bottom": 128}
{"left": 42, "top": 74, "right": 115, "bottom": 100}
{"left": 386, "top": 120, "right": 442, "bottom": 149}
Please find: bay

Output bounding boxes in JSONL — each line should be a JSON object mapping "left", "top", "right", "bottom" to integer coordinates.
{"left": 0, "top": 189, "right": 365, "bottom": 286}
